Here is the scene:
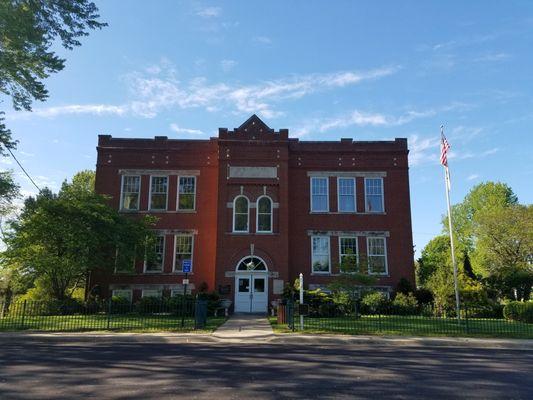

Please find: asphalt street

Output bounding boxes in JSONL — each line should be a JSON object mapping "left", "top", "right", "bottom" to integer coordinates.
{"left": 0, "top": 335, "right": 532, "bottom": 399}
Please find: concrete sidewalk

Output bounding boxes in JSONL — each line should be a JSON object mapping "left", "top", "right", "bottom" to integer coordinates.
{"left": 212, "top": 313, "right": 274, "bottom": 340}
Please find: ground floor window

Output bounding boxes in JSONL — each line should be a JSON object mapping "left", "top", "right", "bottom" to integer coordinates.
{"left": 112, "top": 289, "right": 132, "bottom": 302}
{"left": 311, "top": 236, "right": 330, "bottom": 273}
{"left": 367, "top": 237, "right": 388, "bottom": 275}
{"left": 339, "top": 237, "right": 358, "bottom": 272}
{"left": 174, "top": 235, "right": 193, "bottom": 272}
{"left": 145, "top": 235, "right": 165, "bottom": 273}
{"left": 142, "top": 289, "right": 162, "bottom": 298}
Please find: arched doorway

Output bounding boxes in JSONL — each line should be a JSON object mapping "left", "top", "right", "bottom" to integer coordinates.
{"left": 234, "top": 256, "right": 269, "bottom": 313}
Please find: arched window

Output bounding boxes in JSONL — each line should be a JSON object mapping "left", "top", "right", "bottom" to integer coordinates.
{"left": 233, "top": 196, "right": 249, "bottom": 232}
{"left": 237, "top": 256, "right": 267, "bottom": 271}
{"left": 256, "top": 196, "right": 272, "bottom": 233}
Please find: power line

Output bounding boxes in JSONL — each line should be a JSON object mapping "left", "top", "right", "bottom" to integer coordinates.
{"left": 6, "top": 147, "right": 41, "bottom": 193}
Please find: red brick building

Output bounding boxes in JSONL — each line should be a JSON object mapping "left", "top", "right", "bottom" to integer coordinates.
{"left": 91, "top": 115, "right": 415, "bottom": 313}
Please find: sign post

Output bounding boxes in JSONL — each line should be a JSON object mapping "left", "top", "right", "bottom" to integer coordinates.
{"left": 299, "top": 273, "right": 304, "bottom": 331}
{"left": 181, "top": 259, "right": 192, "bottom": 328}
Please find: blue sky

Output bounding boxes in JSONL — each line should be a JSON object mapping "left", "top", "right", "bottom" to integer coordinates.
{"left": 2, "top": 1, "right": 532, "bottom": 256}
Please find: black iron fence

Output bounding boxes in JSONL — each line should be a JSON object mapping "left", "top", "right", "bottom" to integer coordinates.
{"left": 0, "top": 298, "right": 218, "bottom": 332}
{"left": 282, "top": 302, "right": 533, "bottom": 339}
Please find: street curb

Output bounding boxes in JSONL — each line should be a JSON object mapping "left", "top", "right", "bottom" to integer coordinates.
{"left": 1, "top": 331, "right": 532, "bottom": 349}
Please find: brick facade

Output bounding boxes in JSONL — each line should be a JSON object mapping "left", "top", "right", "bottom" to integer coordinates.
{"left": 90, "top": 115, "right": 415, "bottom": 311}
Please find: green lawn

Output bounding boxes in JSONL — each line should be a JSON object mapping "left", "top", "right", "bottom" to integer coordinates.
{"left": 270, "top": 315, "right": 533, "bottom": 339}
{"left": 0, "top": 314, "right": 227, "bottom": 333}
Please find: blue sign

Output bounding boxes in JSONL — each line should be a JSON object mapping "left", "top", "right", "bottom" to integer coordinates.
{"left": 182, "top": 259, "right": 192, "bottom": 273}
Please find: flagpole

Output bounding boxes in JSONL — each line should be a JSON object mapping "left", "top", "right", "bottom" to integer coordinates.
{"left": 441, "top": 125, "right": 461, "bottom": 322}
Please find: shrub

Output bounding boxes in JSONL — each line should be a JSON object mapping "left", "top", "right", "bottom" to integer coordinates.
{"left": 197, "top": 291, "right": 221, "bottom": 315}
{"left": 361, "top": 291, "right": 389, "bottom": 314}
{"left": 413, "top": 288, "right": 434, "bottom": 305}
{"left": 503, "top": 301, "right": 533, "bottom": 323}
{"left": 304, "top": 289, "right": 333, "bottom": 316}
{"left": 396, "top": 277, "right": 414, "bottom": 295}
{"left": 392, "top": 292, "right": 419, "bottom": 315}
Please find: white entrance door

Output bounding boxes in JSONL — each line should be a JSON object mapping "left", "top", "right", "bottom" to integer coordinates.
{"left": 235, "top": 273, "right": 268, "bottom": 313}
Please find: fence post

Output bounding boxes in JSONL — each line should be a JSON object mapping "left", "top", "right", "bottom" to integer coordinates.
{"left": 106, "top": 298, "right": 112, "bottom": 330}
{"left": 20, "top": 300, "right": 27, "bottom": 330}
{"left": 464, "top": 305, "right": 469, "bottom": 334}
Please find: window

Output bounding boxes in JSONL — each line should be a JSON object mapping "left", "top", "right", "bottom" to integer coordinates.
{"left": 311, "top": 236, "right": 330, "bottom": 273}
{"left": 150, "top": 176, "right": 168, "bottom": 210}
{"left": 174, "top": 234, "right": 193, "bottom": 272}
{"left": 112, "top": 289, "right": 132, "bottom": 302}
{"left": 121, "top": 175, "right": 140, "bottom": 210}
{"left": 311, "top": 177, "right": 329, "bottom": 212}
{"left": 142, "top": 289, "right": 162, "bottom": 298}
{"left": 233, "top": 196, "right": 249, "bottom": 232}
{"left": 365, "top": 178, "right": 384, "bottom": 213}
{"left": 237, "top": 257, "right": 267, "bottom": 271}
{"left": 339, "top": 237, "right": 358, "bottom": 273}
{"left": 256, "top": 196, "right": 272, "bottom": 233}
{"left": 145, "top": 235, "right": 165, "bottom": 273}
{"left": 178, "top": 177, "right": 196, "bottom": 210}
{"left": 367, "top": 237, "right": 388, "bottom": 275}
{"left": 338, "top": 178, "right": 356, "bottom": 212}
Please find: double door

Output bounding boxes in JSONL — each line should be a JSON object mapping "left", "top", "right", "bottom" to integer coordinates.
{"left": 234, "top": 273, "right": 268, "bottom": 313}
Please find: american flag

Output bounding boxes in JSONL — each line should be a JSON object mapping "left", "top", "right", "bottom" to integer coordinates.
{"left": 440, "top": 128, "right": 450, "bottom": 167}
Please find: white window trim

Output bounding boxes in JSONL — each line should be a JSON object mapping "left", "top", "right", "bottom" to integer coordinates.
{"left": 148, "top": 175, "right": 169, "bottom": 211}
{"left": 364, "top": 177, "right": 385, "bottom": 213}
{"left": 337, "top": 177, "right": 357, "bottom": 213}
{"left": 232, "top": 195, "right": 250, "bottom": 233}
{"left": 143, "top": 235, "right": 165, "bottom": 273}
{"left": 338, "top": 236, "right": 359, "bottom": 273}
{"left": 141, "top": 289, "right": 162, "bottom": 298}
{"left": 311, "top": 235, "right": 331, "bottom": 274}
{"left": 112, "top": 289, "right": 132, "bottom": 302}
{"left": 120, "top": 175, "right": 141, "bottom": 211}
{"left": 366, "top": 236, "right": 389, "bottom": 276}
{"left": 172, "top": 234, "right": 195, "bottom": 272}
{"left": 256, "top": 195, "right": 273, "bottom": 233}
{"left": 177, "top": 176, "right": 197, "bottom": 211}
{"left": 310, "top": 176, "right": 329, "bottom": 213}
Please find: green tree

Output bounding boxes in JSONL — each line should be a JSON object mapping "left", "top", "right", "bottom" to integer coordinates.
{"left": 0, "top": 170, "right": 19, "bottom": 217}
{"left": 475, "top": 205, "right": 533, "bottom": 300}
{"left": 0, "top": 1, "right": 105, "bottom": 220}
{"left": 443, "top": 182, "right": 518, "bottom": 275}
{"left": 416, "top": 235, "right": 450, "bottom": 287}
{"left": 2, "top": 175, "right": 154, "bottom": 301}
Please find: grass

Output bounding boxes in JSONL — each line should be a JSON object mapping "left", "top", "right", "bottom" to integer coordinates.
{"left": 269, "top": 315, "right": 533, "bottom": 339}
{"left": 0, "top": 313, "right": 227, "bottom": 333}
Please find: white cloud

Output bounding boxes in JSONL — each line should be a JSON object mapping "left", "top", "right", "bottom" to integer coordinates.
{"left": 220, "top": 59, "right": 237, "bottom": 72}
{"left": 467, "top": 174, "right": 479, "bottom": 181}
{"left": 16, "top": 63, "right": 398, "bottom": 121}
{"left": 407, "top": 134, "right": 440, "bottom": 166}
{"left": 169, "top": 123, "right": 204, "bottom": 136}
{"left": 196, "top": 7, "right": 221, "bottom": 18}
{"left": 473, "top": 52, "right": 511, "bottom": 62}
{"left": 253, "top": 36, "right": 272, "bottom": 45}
{"left": 12, "top": 104, "right": 128, "bottom": 119}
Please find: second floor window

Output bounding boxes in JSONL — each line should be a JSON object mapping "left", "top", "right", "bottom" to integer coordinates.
{"left": 311, "top": 236, "right": 330, "bottom": 273}
{"left": 365, "top": 178, "right": 384, "bottom": 212}
{"left": 174, "top": 234, "right": 193, "bottom": 272}
{"left": 256, "top": 196, "right": 272, "bottom": 233}
{"left": 150, "top": 176, "right": 168, "bottom": 210}
{"left": 233, "top": 196, "right": 249, "bottom": 232}
{"left": 338, "top": 178, "right": 356, "bottom": 212}
{"left": 311, "top": 177, "right": 329, "bottom": 212}
{"left": 121, "top": 175, "right": 140, "bottom": 210}
{"left": 178, "top": 177, "right": 196, "bottom": 210}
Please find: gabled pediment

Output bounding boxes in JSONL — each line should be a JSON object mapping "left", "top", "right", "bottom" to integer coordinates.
{"left": 236, "top": 114, "right": 273, "bottom": 134}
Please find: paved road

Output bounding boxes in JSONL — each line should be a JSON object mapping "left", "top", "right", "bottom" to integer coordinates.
{"left": 0, "top": 335, "right": 531, "bottom": 399}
